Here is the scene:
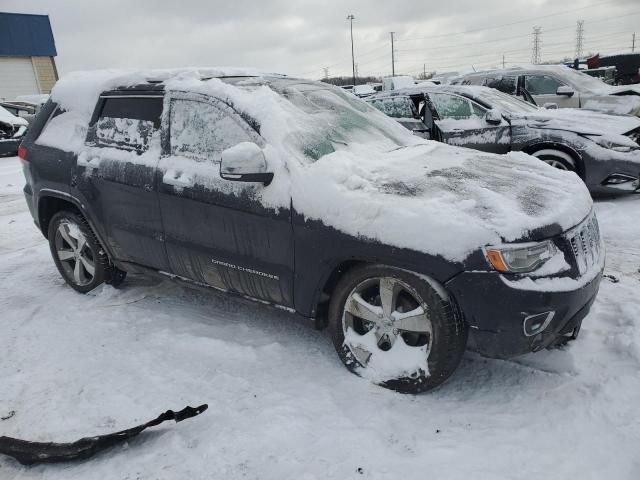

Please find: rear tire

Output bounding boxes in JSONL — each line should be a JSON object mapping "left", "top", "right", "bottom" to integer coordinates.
{"left": 328, "top": 265, "right": 467, "bottom": 393}
{"left": 48, "top": 211, "right": 108, "bottom": 293}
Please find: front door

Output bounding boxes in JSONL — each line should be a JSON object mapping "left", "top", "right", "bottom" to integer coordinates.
{"left": 157, "top": 93, "right": 294, "bottom": 307}
{"left": 427, "top": 92, "right": 511, "bottom": 153}
{"left": 73, "top": 93, "right": 168, "bottom": 271}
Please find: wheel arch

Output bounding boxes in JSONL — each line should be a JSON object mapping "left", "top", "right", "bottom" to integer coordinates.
{"left": 522, "top": 142, "right": 585, "bottom": 178}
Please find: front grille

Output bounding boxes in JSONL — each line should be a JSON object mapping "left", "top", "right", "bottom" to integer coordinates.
{"left": 563, "top": 212, "right": 603, "bottom": 275}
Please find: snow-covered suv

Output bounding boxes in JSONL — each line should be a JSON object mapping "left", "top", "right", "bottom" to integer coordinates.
{"left": 19, "top": 69, "right": 604, "bottom": 393}
{"left": 454, "top": 65, "right": 640, "bottom": 116}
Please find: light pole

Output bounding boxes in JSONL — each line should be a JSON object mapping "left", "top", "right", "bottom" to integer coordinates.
{"left": 347, "top": 14, "right": 356, "bottom": 85}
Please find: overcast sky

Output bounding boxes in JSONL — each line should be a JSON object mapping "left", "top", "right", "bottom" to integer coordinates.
{"left": 2, "top": 0, "right": 638, "bottom": 79}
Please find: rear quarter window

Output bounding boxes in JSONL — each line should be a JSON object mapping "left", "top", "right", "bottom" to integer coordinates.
{"left": 89, "top": 96, "right": 163, "bottom": 153}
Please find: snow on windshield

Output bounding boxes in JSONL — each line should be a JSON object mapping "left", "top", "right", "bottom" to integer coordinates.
{"left": 471, "top": 88, "right": 539, "bottom": 114}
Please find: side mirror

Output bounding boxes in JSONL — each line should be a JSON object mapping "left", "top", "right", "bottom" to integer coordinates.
{"left": 543, "top": 102, "right": 559, "bottom": 110}
{"left": 485, "top": 109, "right": 502, "bottom": 125}
{"left": 220, "top": 142, "right": 274, "bottom": 186}
{"left": 556, "top": 86, "right": 575, "bottom": 97}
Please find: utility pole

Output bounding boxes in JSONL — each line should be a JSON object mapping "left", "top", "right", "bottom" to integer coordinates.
{"left": 347, "top": 15, "right": 356, "bottom": 85}
{"left": 423, "top": 63, "right": 426, "bottom": 79}
{"left": 531, "top": 26, "right": 542, "bottom": 65}
{"left": 575, "top": 20, "right": 584, "bottom": 59}
{"left": 323, "top": 67, "right": 329, "bottom": 80}
{"left": 390, "top": 32, "right": 395, "bottom": 76}
{"left": 633, "top": 33, "right": 636, "bottom": 53}
{"left": 502, "top": 54, "right": 505, "bottom": 69}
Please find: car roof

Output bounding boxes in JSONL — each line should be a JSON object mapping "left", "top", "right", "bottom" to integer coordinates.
{"left": 366, "top": 84, "right": 494, "bottom": 101}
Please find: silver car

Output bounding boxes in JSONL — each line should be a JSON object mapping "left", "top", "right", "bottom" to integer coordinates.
{"left": 452, "top": 65, "right": 640, "bottom": 117}
{"left": 367, "top": 84, "right": 640, "bottom": 195}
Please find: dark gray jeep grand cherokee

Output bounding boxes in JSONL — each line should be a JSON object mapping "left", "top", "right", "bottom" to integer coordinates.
{"left": 18, "top": 68, "right": 604, "bottom": 393}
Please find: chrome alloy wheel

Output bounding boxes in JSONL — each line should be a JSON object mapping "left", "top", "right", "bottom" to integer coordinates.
{"left": 53, "top": 221, "right": 96, "bottom": 287}
{"left": 342, "top": 276, "right": 433, "bottom": 366}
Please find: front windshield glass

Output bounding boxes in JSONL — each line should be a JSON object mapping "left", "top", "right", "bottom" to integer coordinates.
{"left": 275, "top": 82, "right": 413, "bottom": 161}
{"left": 471, "top": 88, "right": 540, "bottom": 115}
{"left": 552, "top": 67, "right": 611, "bottom": 92}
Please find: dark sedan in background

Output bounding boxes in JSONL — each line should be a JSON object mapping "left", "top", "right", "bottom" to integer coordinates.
{"left": 367, "top": 85, "right": 640, "bottom": 194}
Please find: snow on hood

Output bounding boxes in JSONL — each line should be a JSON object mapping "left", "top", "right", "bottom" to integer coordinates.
{"left": 514, "top": 108, "right": 640, "bottom": 136}
{"left": 45, "top": 68, "right": 593, "bottom": 262}
{"left": 292, "top": 143, "right": 592, "bottom": 261}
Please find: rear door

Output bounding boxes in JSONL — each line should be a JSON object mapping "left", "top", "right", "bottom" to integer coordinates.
{"left": 523, "top": 74, "right": 579, "bottom": 108}
{"left": 73, "top": 93, "right": 168, "bottom": 270}
{"left": 157, "top": 92, "right": 294, "bottom": 307}
{"left": 427, "top": 92, "right": 511, "bottom": 153}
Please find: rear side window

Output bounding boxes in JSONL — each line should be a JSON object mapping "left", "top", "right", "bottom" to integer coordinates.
{"left": 484, "top": 76, "right": 517, "bottom": 95}
{"left": 169, "top": 99, "right": 253, "bottom": 161}
{"left": 369, "top": 97, "right": 417, "bottom": 119}
{"left": 91, "top": 96, "right": 163, "bottom": 152}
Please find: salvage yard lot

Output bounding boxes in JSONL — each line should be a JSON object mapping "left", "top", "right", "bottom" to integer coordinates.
{"left": 1, "top": 156, "right": 639, "bottom": 479}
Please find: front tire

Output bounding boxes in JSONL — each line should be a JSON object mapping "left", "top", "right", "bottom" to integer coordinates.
{"left": 328, "top": 265, "right": 467, "bottom": 393}
{"left": 532, "top": 149, "right": 577, "bottom": 172}
{"left": 48, "top": 211, "right": 108, "bottom": 293}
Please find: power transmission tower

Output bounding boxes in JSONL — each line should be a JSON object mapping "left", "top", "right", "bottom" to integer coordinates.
{"left": 323, "top": 67, "right": 329, "bottom": 80}
{"left": 575, "top": 20, "right": 585, "bottom": 59}
{"left": 531, "top": 26, "right": 542, "bottom": 65}
{"left": 390, "top": 32, "right": 396, "bottom": 76}
{"left": 347, "top": 15, "right": 356, "bottom": 85}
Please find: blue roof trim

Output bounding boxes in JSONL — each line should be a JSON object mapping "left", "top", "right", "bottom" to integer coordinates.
{"left": 0, "top": 12, "right": 57, "bottom": 57}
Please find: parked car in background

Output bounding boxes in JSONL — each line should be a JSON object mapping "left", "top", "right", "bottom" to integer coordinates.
{"left": 352, "top": 84, "right": 376, "bottom": 98}
{"left": 0, "top": 104, "right": 28, "bottom": 156}
{"left": 382, "top": 75, "right": 415, "bottom": 91}
{"left": 588, "top": 52, "right": 640, "bottom": 85}
{"left": 19, "top": 68, "right": 603, "bottom": 393}
{"left": 453, "top": 65, "right": 640, "bottom": 116}
{"left": 367, "top": 84, "right": 640, "bottom": 194}
{"left": 582, "top": 66, "right": 617, "bottom": 85}
{"left": 1, "top": 101, "right": 37, "bottom": 124}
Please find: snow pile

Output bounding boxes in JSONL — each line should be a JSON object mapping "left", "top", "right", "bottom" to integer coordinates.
{"left": 43, "top": 69, "right": 594, "bottom": 261}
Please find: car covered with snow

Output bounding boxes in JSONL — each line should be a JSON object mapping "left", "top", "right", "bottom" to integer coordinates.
{"left": 453, "top": 65, "right": 640, "bottom": 117}
{"left": 366, "top": 85, "right": 640, "bottom": 194}
{"left": 0, "top": 105, "right": 28, "bottom": 157}
{"left": 19, "top": 69, "right": 604, "bottom": 393}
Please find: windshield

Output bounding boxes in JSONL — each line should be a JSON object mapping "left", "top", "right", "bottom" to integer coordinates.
{"left": 551, "top": 67, "right": 611, "bottom": 92}
{"left": 470, "top": 88, "right": 539, "bottom": 114}
{"left": 275, "top": 82, "right": 413, "bottom": 161}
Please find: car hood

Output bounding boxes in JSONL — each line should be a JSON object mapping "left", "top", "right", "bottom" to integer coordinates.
{"left": 512, "top": 108, "right": 640, "bottom": 136}
{"left": 0, "top": 106, "right": 28, "bottom": 127}
{"left": 608, "top": 84, "right": 640, "bottom": 96}
{"left": 292, "top": 142, "right": 593, "bottom": 262}
{"left": 580, "top": 91, "right": 640, "bottom": 116}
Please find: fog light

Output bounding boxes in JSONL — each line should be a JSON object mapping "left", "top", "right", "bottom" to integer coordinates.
{"left": 602, "top": 174, "right": 639, "bottom": 191}
{"left": 523, "top": 311, "right": 555, "bottom": 336}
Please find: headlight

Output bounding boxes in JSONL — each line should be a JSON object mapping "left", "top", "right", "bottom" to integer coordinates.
{"left": 485, "top": 240, "right": 557, "bottom": 273}
{"left": 584, "top": 134, "right": 639, "bottom": 153}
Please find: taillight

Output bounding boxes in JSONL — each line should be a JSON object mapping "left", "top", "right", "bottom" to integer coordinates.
{"left": 17, "top": 145, "right": 28, "bottom": 162}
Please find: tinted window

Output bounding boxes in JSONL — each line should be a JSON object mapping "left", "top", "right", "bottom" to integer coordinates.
{"left": 93, "top": 97, "right": 163, "bottom": 152}
{"left": 484, "top": 76, "right": 517, "bottom": 94}
{"left": 524, "top": 75, "right": 565, "bottom": 95}
{"left": 169, "top": 99, "right": 252, "bottom": 161}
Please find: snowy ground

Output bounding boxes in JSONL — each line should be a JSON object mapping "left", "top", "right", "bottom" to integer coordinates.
{"left": 1, "top": 156, "right": 639, "bottom": 479}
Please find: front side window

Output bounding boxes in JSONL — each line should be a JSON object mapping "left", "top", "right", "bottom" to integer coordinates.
{"left": 430, "top": 93, "right": 485, "bottom": 120}
{"left": 92, "top": 97, "right": 163, "bottom": 152}
{"left": 524, "top": 75, "right": 565, "bottom": 95}
{"left": 169, "top": 99, "right": 252, "bottom": 161}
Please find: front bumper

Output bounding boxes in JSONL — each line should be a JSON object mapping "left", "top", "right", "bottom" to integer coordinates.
{"left": 582, "top": 146, "right": 640, "bottom": 195}
{"left": 446, "top": 269, "right": 602, "bottom": 358}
